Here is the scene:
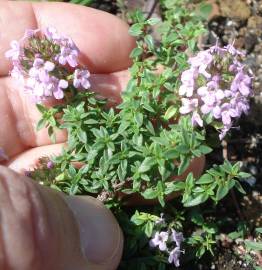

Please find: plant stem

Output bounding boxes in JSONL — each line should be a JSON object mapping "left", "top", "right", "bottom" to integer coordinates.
{"left": 146, "top": 0, "right": 159, "bottom": 20}
{"left": 222, "top": 140, "right": 245, "bottom": 221}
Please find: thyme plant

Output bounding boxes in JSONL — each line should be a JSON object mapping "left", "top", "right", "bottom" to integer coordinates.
{"left": 5, "top": 0, "right": 255, "bottom": 268}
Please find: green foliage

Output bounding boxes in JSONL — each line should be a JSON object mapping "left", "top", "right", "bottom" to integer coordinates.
{"left": 69, "top": 0, "right": 93, "bottom": 6}
{"left": 31, "top": 0, "right": 255, "bottom": 268}
{"left": 182, "top": 160, "right": 248, "bottom": 207}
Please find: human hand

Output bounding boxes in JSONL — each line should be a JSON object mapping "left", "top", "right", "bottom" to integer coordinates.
{"left": 0, "top": 0, "right": 134, "bottom": 172}
{"left": 0, "top": 1, "right": 135, "bottom": 269}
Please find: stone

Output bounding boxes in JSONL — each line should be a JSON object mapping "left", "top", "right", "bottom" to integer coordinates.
{"left": 220, "top": 0, "right": 251, "bottom": 20}
{"left": 248, "top": 16, "right": 262, "bottom": 29}
{"left": 245, "top": 33, "right": 258, "bottom": 52}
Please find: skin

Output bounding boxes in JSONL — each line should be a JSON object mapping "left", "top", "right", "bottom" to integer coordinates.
{"left": 0, "top": 1, "right": 134, "bottom": 166}
{"left": 0, "top": 1, "right": 134, "bottom": 269}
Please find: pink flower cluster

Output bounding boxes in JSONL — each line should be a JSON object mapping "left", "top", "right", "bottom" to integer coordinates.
{"left": 179, "top": 43, "right": 253, "bottom": 139}
{"left": 5, "top": 27, "right": 90, "bottom": 102}
{"left": 150, "top": 229, "right": 184, "bottom": 267}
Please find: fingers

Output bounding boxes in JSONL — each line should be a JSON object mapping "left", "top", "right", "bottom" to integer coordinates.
{"left": 89, "top": 70, "right": 131, "bottom": 103}
{"left": 0, "top": 0, "right": 134, "bottom": 159}
{"left": 0, "top": 1, "right": 135, "bottom": 75}
{"left": 0, "top": 69, "right": 130, "bottom": 159}
{"left": 0, "top": 165, "right": 123, "bottom": 270}
{"left": 7, "top": 143, "right": 65, "bottom": 173}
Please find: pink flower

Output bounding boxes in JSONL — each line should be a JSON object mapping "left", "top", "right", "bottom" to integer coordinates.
{"left": 179, "top": 68, "right": 198, "bottom": 97}
{"left": 29, "top": 58, "right": 55, "bottom": 83}
{"left": 47, "top": 161, "right": 54, "bottom": 169}
{"left": 149, "top": 231, "right": 169, "bottom": 251}
{"left": 189, "top": 51, "right": 212, "bottom": 78}
{"left": 73, "top": 69, "right": 91, "bottom": 89}
{"left": 192, "top": 112, "right": 203, "bottom": 127}
{"left": 180, "top": 98, "right": 198, "bottom": 114}
{"left": 171, "top": 229, "right": 184, "bottom": 247}
{"left": 10, "top": 66, "right": 24, "bottom": 81}
{"left": 213, "top": 106, "right": 222, "bottom": 119}
{"left": 44, "top": 27, "right": 61, "bottom": 41}
{"left": 168, "top": 247, "right": 182, "bottom": 267}
{"left": 58, "top": 47, "right": 78, "bottom": 67}
{"left": 225, "top": 44, "right": 245, "bottom": 56}
{"left": 22, "top": 29, "right": 40, "bottom": 40}
{"left": 53, "top": 79, "right": 68, "bottom": 99}
{"left": 5, "top": 41, "right": 22, "bottom": 61}
{"left": 197, "top": 86, "right": 208, "bottom": 96}
{"left": 178, "top": 43, "right": 252, "bottom": 139}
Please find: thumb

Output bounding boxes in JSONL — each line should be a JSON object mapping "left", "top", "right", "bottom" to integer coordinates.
{"left": 6, "top": 143, "right": 65, "bottom": 173}
{"left": 0, "top": 165, "right": 123, "bottom": 270}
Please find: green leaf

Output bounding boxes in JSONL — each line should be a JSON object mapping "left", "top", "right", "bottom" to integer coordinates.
{"left": 70, "top": 0, "right": 93, "bottom": 5}
{"left": 77, "top": 129, "right": 87, "bottom": 143}
{"left": 134, "top": 112, "right": 143, "bottom": 127}
{"left": 48, "top": 126, "right": 56, "bottom": 143}
{"left": 176, "top": 145, "right": 190, "bottom": 154}
{"left": 227, "top": 179, "right": 235, "bottom": 190}
{"left": 142, "top": 188, "right": 157, "bottom": 199}
{"left": 143, "top": 103, "right": 155, "bottom": 113}
{"left": 139, "top": 157, "right": 156, "bottom": 173}
{"left": 129, "top": 23, "right": 144, "bottom": 36}
{"left": 157, "top": 181, "right": 165, "bottom": 207}
{"left": 188, "top": 39, "right": 196, "bottom": 51}
{"left": 239, "top": 172, "right": 252, "bottom": 178}
{"left": 49, "top": 116, "right": 56, "bottom": 127}
{"left": 178, "top": 156, "right": 190, "bottom": 175}
{"left": 36, "top": 118, "right": 46, "bottom": 131}
{"left": 132, "top": 134, "right": 143, "bottom": 146}
{"left": 130, "top": 211, "right": 146, "bottom": 225}
{"left": 199, "top": 145, "right": 213, "bottom": 154}
{"left": 84, "top": 119, "right": 99, "bottom": 125}
{"left": 256, "top": 227, "right": 262, "bottom": 234}
{"left": 130, "top": 47, "right": 143, "bottom": 58}
{"left": 165, "top": 181, "right": 185, "bottom": 194}
{"left": 145, "top": 221, "right": 154, "bottom": 237}
{"left": 145, "top": 34, "right": 154, "bottom": 51}
{"left": 216, "top": 184, "right": 229, "bottom": 201}
{"left": 164, "top": 106, "right": 177, "bottom": 120}
{"left": 91, "top": 128, "right": 102, "bottom": 138}
{"left": 151, "top": 136, "right": 168, "bottom": 145}
{"left": 164, "top": 149, "right": 179, "bottom": 159}
{"left": 147, "top": 17, "right": 160, "bottom": 25}
{"left": 117, "top": 160, "right": 127, "bottom": 181}
{"left": 196, "top": 174, "right": 213, "bottom": 184}
{"left": 69, "top": 184, "right": 79, "bottom": 195}
{"left": 36, "top": 104, "right": 47, "bottom": 113}
{"left": 157, "top": 263, "right": 166, "bottom": 270}
{"left": 184, "top": 193, "right": 208, "bottom": 207}
{"left": 198, "top": 3, "right": 212, "bottom": 19}
{"left": 234, "top": 181, "right": 246, "bottom": 194}
{"left": 221, "top": 160, "right": 233, "bottom": 174}
{"left": 228, "top": 231, "right": 243, "bottom": 240}
{"left": 145, "top": 121, "right": 155, "bottom": 135}
{"left": 118, "top": 121, "right": 129, "bottom": 134}
{"left": 245, "top": 240, "right": 262, "bottom": 251}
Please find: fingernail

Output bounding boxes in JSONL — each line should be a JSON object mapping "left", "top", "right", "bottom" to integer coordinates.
{"left": 64, "top": 196, "right": 123, "bottom": 266}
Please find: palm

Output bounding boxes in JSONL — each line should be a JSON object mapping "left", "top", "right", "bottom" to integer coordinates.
{"left": 0, "top": 1, "right": 134, "bottom": 172}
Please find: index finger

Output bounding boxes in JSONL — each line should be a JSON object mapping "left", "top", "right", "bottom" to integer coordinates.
{"left": 0, "top": 1, "right": 135, "bottom": 75}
